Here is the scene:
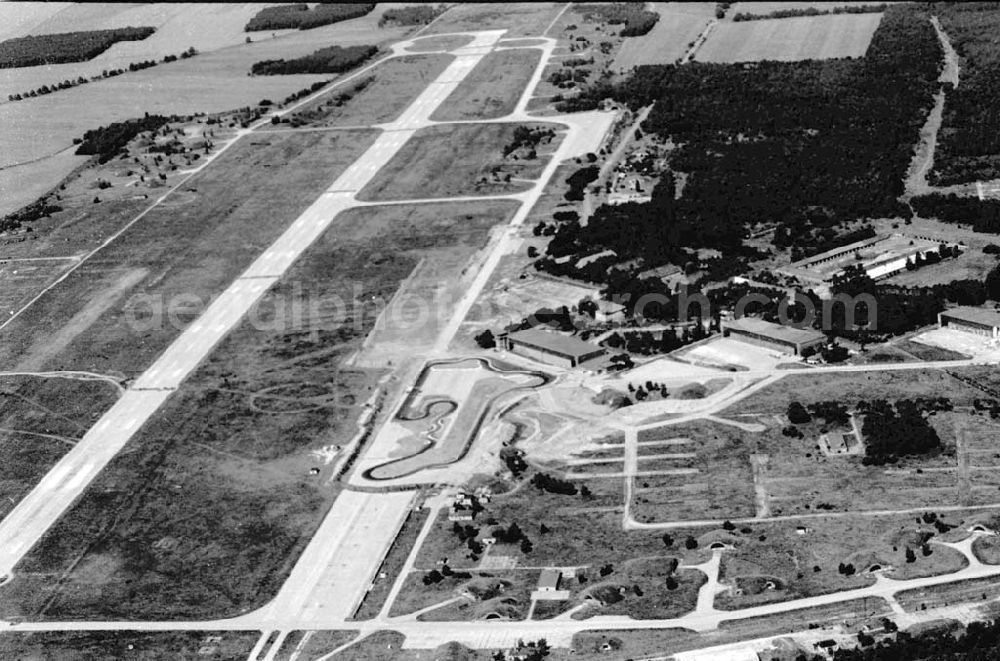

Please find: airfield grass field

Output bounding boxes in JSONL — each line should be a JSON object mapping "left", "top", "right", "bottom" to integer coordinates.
{"left": 631, "top": 420, "right": 756, "bottom": 523}
{"left": 0, "top": 199, "right": 519, "bottom": 620}
{"left": 725, "top": 369, "right": 985, "bottom": 415}
{"left": 695, "top": 12, "right": 883, "bottom": 63}
{"left": 356, "top": 122, "right": 563, "bottom": 201}
{"left": 276, "top": 54, "right": 455, "bottom": 129}
{"left": 0, "top": 128, "right": 380, "bottom": 375}
{"left": 352, "top": 508, "right": 429, "bottom": 620}
{"left": 275, "top": 630, "right": 360, "bottom": 660}
{"left": 0, "top": 630, "right": 260, "bottom": 660}
{"left": 612, "top": 2, "right": 717, "bottom": 69}
{"left": 430, "top": 48, "right": 541, "bottom": 121}
{"left": 423, "top": 3, "right": 565, "bottom": 38}
{"left": 0, "top": 376, "right": 120, "bottom": 523}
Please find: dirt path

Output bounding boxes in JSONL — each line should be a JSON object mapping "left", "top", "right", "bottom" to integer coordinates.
{"left": 903, "top": 16, "right": 960, "bottom": 200}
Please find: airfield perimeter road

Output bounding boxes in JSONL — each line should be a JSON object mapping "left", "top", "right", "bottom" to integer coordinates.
{"left": 0, "top": 29, "right": 508, "bottom": 584}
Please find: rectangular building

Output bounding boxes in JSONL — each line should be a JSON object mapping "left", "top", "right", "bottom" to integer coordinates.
{"left": 505, "top": 328, "right": 606, "bottom": 368}
{"left": 723, "top": 316, "right": 826, "bottom": 355}
{"left": 938, "top": 306, "right": 1000, "bottom": 338}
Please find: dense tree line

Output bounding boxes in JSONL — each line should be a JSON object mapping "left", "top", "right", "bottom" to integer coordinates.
{"left": 6, "top": 48, "right": 197, "bottom": 103}
{"left": 550, "top": 5, "right": 940, "bottom": 272}
{"left": 251, "top": 45, "right": 378, "bottom": 76}
{"left": 564, "top": 165, "right": 600, "bottom": 201}
{"left": 0, "top": 27, "right": 155, "bottom": 68}
{"left": 575, "top": 3, "right": 659, "bottom": 37}
{"left": 378, "top": 5, "right": 445, "bottom": 27}
{"left": 74, "top": 115, "right": 173, "bottom": 164}
{"left": 732, "top": 3, "right": 887, "bottom": 22}
{"left": 911, "top": 193, "right": 1000, "bottom": 233}
{"left": 245, "top": 3, "right": 375, "bottom": 31}
{"left": 857, "top": 399, "right": 942, "bottom": 464}
{"left": 931, "top": 3, "right": 1000, "bottom": 185}
{"left": 0, "top": 197, "right": 62, "bottom": 234}
{"left": 806, "top": 618, "right": 1000, "bottom": 660}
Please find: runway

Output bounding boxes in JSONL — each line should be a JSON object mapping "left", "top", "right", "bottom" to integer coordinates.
{"left": 0, "top": 30, "right": 507, "bottom": 582}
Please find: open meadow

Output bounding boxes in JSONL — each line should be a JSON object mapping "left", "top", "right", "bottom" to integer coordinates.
{"left": 695, "top": 12, "right": 883, "bottom": 62}
{"left": 0, "top": 376, "right": 120, "bottom": 523}
{"left": 612, "top": 2, "right": 716, "bottom": 69}
{"left": 357, "top": 122, "right": 563, "bottom": 201}
{"left": 430, "top": 48, "right": 541, "bottom": 121}
{"left": 0, "top": 196, "right": 521, "bottom": 620}
{"left": 273, "top": 54, "right": 454, "bottom": 129}
{"left": 0, "top": 129, "right": 379, "bottom": 375}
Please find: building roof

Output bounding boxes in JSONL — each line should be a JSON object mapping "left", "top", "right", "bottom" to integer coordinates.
{"left": 538, "top": 568, "right": 561, "bottom": 589}
{"left": 508, "top": 328, "right": 605, "bottom": 358}
{"left": 941, "top": 306, "right": 1000, "bottom": 328}
{"left": 724, "top": 316, "right": 826, "bottom": 346}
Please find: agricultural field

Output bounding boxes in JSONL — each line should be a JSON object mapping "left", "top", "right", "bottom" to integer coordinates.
{"left": 695, "top": 12, "right": 883, "bottom": 63}
{"left": 273, "top": 53, "right": 454, "bottom": 128}
{"left": 423, "top": 3, "right": 565, "bottom": 39}
{"left": 356, "top": 122, "right": 563, "bottom": 201}
{"left": 430, "top": 48, "right": 541, "bottom": 121}
{"left": 612, "top": 2, "right": 716, "bottom": 69}
{"left": 0, "top": 8, "right": 411, "bottom": 217}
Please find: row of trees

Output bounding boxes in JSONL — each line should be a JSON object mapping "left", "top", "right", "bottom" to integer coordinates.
{"left": 6, "top": 47, "right": 197, "bottom": 103}
{"left": 245, "top": 3, "right": 374, "bottom": 31}
{"left": 251, "top": 44, "right": 378, "bottom": 76}
{"left": 732, "top": 3, "right": 887, "bottom": 22}
{"left": 0, "top": 27, "right": 155, "bottom": 68}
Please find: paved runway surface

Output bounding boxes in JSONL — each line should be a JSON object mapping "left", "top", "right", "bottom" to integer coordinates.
{"left": 0, "top": 31, "right": 506, "bottom": 582}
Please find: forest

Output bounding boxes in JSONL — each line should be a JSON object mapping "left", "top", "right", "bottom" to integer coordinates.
{"left": 911, "top": 193, "right": 1000, "bottom": 233}
{"left": 857, "top": 398, "right": 944, "bottom": 464}
{"left": 574, "top": 2, "right": 659, "bottom": 37}
{"left": 545, "top": 4, "right": 941, "bottom": 281}
{"left": 0, "top": 27, "right": 155, "bottom": 68}
{"left": 930, "top": 3, "right": 1000, "bottom": 185}
{"left": 244, "top": 3, "right": 374, "bottom": 31}
{"left": 378, "top": 5, "right": 445, "bottom": 27}
{"left": 74, "top": 115, "right": 172, "bottom": 164}
{"left": 251, "top": 45, "right": 378, "bottom": 76}
{"left": 806, "top": 618, "right": 1000, "bottom": 660}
